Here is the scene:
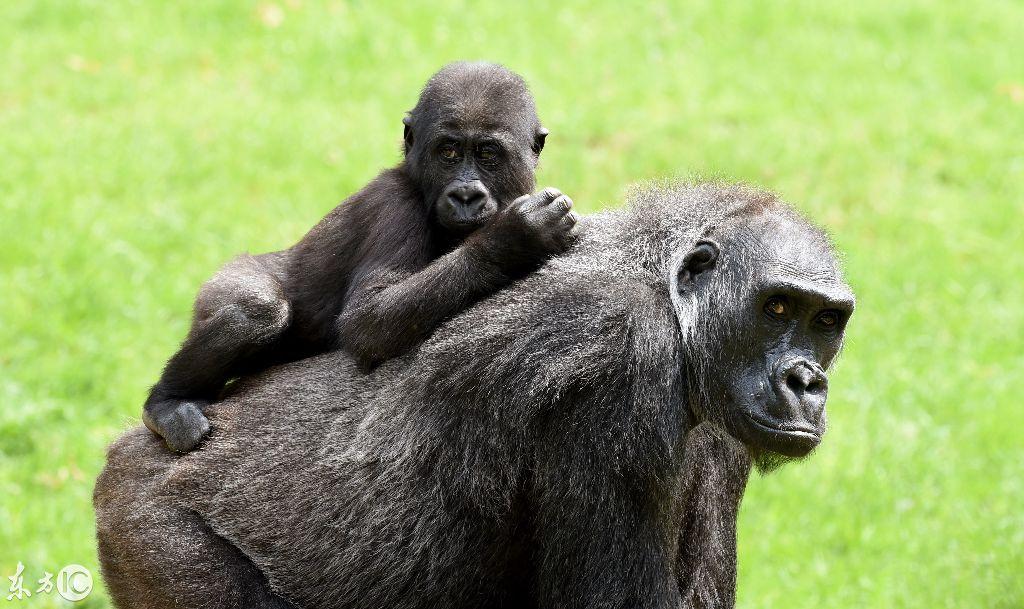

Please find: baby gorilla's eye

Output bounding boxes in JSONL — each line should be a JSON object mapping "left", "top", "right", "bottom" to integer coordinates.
{"left": 764, "top": 296, "right": 788, "bottom": 318}
{"left": 439, "top": 144, "right": 459, "bottom": 161}
{"left": 477, "top": 144, "right": 498, "bottom": 161}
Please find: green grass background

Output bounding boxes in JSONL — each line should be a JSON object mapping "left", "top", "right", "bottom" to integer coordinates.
{"left": 2, "top": 1, "right": 1022, "bottom": 607}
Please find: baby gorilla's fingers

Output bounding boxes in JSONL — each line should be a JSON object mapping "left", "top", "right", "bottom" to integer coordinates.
{"left": 497, "top": 187, "right": 577, "bottom": 256}
{"left": 538, "top": 187, "right": 563, "bottom": 203}
{"left": 561, "top": 210, "right": 579, "bottom": 229}
{"left": 555, "top": 211, "right": 581, "bottom": 249}
{"left": 537, "top": 194, "right": 574, "bottom": 225}
{"left": 554, "top": 195, "right": 574, "bottom": 214}
{"left": 517, "top": 187, "right": 563, "bottom": 213}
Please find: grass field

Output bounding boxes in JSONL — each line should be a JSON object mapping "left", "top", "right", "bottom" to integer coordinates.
{"left": 2, "top": 1, "right": 1022, "bottom": 607}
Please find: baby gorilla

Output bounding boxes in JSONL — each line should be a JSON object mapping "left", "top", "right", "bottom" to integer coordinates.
{"left": 143, "top": 62, "right": 576, "bottom": 452}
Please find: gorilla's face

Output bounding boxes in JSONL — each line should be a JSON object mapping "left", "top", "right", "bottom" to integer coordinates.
{"left": 400, "top": 63, "right": 548, "bottom": 235}
{"left": 673, "top": 212, "right": 854, "bottom": 458}
{"left": 411, "top": 119, "right": 544, "bottom": 233}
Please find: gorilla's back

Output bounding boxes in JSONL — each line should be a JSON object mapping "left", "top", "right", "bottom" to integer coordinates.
{"left": 95, "top": 209, "right": 646, "bottom": 607}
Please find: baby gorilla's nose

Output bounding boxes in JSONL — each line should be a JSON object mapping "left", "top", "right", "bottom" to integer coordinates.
{"left": 777, "top": 359, "right": 828, "bottom": 422}
{"left": 446, "top": 181, "right": 489, "bottom": 219}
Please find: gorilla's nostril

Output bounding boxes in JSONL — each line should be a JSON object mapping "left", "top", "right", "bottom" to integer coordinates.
{"left": 447, "top": 183, "right": 488, "bottom": 211}
{"left": 786, "top": 373, "right": 805, "bottom": 394}
{"left": 463, "top": 191, "right": 485, "bottom": 209}
{"left": 782, "top": 361, "right": 827, "bottom": 398}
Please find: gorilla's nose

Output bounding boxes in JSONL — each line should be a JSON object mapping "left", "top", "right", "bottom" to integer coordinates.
{"left": 446, "top": 181, "right": 488, "bottom": 218}
{"left": 775, "top": 359, "right": 828, "bottom": 422}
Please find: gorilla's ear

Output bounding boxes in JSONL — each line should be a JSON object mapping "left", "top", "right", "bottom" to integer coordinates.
{"left": 670, "top": 240, "right": 720, "bottom": 335}
{"left": 533, "top": 127, "right": 549, "bottom": 155}
{"left": 402, "top": 116, "right": 414, "bottom": 154}
{"left": 676, "top": 240, "right": 720, "bottom": 289}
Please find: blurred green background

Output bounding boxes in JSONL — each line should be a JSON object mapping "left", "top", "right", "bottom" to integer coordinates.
{"left": 2, "top": 1, "right": 1022, "bottom": 607}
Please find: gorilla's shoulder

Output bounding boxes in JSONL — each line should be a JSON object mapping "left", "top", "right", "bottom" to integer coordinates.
{"left": 409, "top": 230, "right": 681, "bottom": 411}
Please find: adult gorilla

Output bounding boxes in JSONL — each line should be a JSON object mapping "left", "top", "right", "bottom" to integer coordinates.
{"left": 95, "top": 183, "right": 855, "bottom": 609}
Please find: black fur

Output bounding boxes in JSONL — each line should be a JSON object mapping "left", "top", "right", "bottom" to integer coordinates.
{"left": 96, "top": 183, "right": 854, "bottom": 609}
{"left": 142, "top": 62, "right": 576, "bottom": 452}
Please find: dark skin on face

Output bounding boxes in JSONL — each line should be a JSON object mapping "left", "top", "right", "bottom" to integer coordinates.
{"left": 411, "top": 121, "right": 550, "bottom": 233}
{"left": 142, "top": 62, "right": 577, "bottom": 453}
{"left": 675, "top": 213, "right": 854, "bottom": 460}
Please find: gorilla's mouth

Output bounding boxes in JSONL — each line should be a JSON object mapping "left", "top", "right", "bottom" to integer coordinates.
{"left": 740, "top": 410, "right": 822, "bottom": 457}
{"left": 746, "top": 411, "right": 819, "bottom": 436}
{"left": 435, "top": 196, "right": 497, "bottom": 230}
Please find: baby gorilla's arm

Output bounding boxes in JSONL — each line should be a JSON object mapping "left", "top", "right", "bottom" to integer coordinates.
{"left": 338, "top": 188, "right": 577, "bottom": 368}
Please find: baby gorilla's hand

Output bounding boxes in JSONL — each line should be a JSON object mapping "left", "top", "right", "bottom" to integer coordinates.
{"left": 507, "top": 187, "right": 578, "bottom": 254}
{"left": 476, "top": 187, "right": 578, "bottom": 274}
{"left": 143, "top": 399, "right": 211, "bottom": 453}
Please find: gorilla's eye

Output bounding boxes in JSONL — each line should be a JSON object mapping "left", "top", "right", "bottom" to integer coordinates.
{"left": 815, "top": 310, "right": 840, "bottom": 328}
{"left": 764, "top": 296, "right": 788, "bottom": 318}
{"left": 477, "top": 144, "right": 498, "bottom": 162}
{"left": 439, "top": 144, "right": 459, "bottom": 161}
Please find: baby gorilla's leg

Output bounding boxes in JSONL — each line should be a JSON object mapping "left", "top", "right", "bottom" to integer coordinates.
{"left": 144, "top": 253, "right": 290, "bottom": 452}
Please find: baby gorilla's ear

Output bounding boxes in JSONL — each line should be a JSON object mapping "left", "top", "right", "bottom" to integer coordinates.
{"left": 402, "top": 116, "right": 414, "bottom": 154}
{"left": 676, "top": 240, "right": 720, "bottom": 289}
{"left": 533, "top": 127, "right": 549, "bottom": 155}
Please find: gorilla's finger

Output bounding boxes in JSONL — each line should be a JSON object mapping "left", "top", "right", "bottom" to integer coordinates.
{"left": 519, "top": 188, "right": 564, "bottom": 215}
{"left": 538, "top": 187, "right": 563, "bottom": 202}
{"left": 516, "top": 188, "right": 557, "bottom": 213}
{"left": 561, "top": 211, "right": 579, "bottom": 228}
{"left": 538, "top": 195, "right": 573, "bottom": 224}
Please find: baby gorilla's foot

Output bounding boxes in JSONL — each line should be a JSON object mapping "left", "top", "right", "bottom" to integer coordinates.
{"left": 142, "top": 399, "right": 211, "bottom": 453}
